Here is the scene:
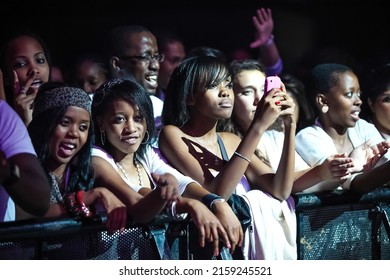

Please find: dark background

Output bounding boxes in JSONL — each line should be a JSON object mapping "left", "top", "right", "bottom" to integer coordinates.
{"left": 2, "top": 0, "right": 389, "bottom": 77}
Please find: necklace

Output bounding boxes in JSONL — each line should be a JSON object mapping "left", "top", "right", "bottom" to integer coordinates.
{"left": 116, "top": 159, "right": 143, "bottom": 187}
{"left": 188, "top": 128, "right": 219, "bottom": 165}
{"left": 134, "top": 160, "right": 143, "bottom": 187}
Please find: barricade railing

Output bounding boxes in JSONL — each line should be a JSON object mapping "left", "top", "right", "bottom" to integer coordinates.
{"left": 1, "top": 187, "right": 390, "bottom": 260}
{"left": 293, "top": 187, "right": 390, "bottom": 260}
{"left": 0, "top": 214, "right": 191, "bottom": 260}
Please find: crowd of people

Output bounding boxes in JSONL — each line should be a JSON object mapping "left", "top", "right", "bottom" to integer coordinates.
{"left": 1, "top": 6, "right": 390, "bottom": 260}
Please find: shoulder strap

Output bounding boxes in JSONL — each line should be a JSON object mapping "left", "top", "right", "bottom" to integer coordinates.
{"left": 217, "top": 134, "right": 229, "bottom": 161}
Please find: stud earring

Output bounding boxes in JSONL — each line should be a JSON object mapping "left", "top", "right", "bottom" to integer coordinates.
{"left": 321, "top": 105, "right": 329, "bottom": 114}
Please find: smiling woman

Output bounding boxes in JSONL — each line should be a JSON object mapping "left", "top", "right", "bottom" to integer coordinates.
{"left": 26, "top": 82, "right": 127, "bottom": 233}
{"left": 91, "top": 78, "right": 240, "bottom": 257}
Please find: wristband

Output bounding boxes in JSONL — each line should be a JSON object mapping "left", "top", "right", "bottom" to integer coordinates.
{"left": 264, "top": 34, "right": 274, "bottom": 46}
{"left": 76, "top": 190, "right": 93, "bottom": 218}
{"left": 201, "top": 193, "right": 224, "bottom": 210}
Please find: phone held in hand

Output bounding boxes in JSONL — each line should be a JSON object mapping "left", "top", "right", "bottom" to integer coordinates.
{"left": 264, "top": 75, "right": 282, "bottom": 96}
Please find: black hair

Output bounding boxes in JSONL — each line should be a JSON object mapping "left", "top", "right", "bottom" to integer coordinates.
{"left": 186, "top": 46, "right": 226, "bottom": 63}
{"left": 0, "top": 30, "right": 52, "bottom": 106}
{"left": 28, "top": 82, "right": 94, "bottom": 192}
{"left": 92, "top": 78, "right": 156, "bottom": 160}
{"left": 105, "top": 25, "right": 151, "bottom": 58}
{"left": 305, "top": 63, "right": 353, "bottom": 116}
{"left": 162, "top": 56, "right": 231, "bottom": 127}
{"left": 280, "top": 72, "right": 315, "bottom": 131}
{"left": 360, "top": 63, "right": 390, "bottom": 121}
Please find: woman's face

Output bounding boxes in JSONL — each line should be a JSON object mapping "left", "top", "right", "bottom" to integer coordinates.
{"left": 193, "top": 77, "right": 234, "bottom": 121}
{"left": 323, "top": 71, "right": 362, "bottom": 129}
{"left": 48, "top": 106, "right": 90, "bottom": 166}
{"left": 5, "top": 36, "right": 50, "bottom": 95}
{"left": 232, "top": 69, "right": 266, "bottom": 131}
{"left": 99, "top": 98, "right": 146, "bottom": 158}
{"left": 76, "top": 60, "right": 108, "bottom": 94}
{"left": 369, "top": 89, "right": 390, "bottom": 135}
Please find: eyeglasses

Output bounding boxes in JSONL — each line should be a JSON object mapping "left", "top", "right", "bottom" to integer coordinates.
{"left": 118, "top": 54, "right": 165, "bottom": 63}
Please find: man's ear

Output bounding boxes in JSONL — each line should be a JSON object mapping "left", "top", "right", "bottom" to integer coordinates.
{"left": 110, "top": 56, "right": 121, "bottom": 72}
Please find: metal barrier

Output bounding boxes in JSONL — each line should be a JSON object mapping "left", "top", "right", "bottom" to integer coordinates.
{"left": 293, "top": 187, "right": 390, "bottom": 260}
{"left": 0, "top": 214, "right": 190, "bottom": 260}
{"left": 1, "top": 187, "right": 390, "bottom": 260}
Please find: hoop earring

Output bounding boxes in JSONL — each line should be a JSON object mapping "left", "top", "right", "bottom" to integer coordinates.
{"left": 141, "top": 131, "right": 149, "bottom": 144}
{"left": 100, "top": 131, "right": 106, "bottom": 145}
{"left": 321, "top": 105, "right": 329, "bottom": 114}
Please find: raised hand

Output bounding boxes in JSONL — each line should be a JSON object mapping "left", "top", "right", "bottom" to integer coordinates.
{"left": 13, "top": 70, "right": 38, "bottom": 125}
{"left": 250, "top": 8, "right": 274, "bottom": 49}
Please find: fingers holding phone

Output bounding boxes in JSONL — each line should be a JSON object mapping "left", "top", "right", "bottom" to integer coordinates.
{"left": 264, "top": 75, "right": 282, "bottom": 96}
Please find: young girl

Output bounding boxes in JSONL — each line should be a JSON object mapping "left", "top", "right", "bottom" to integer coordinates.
{"left": 27, "top": 83, "right": 127, "bottom": 233}
{"left": 160, "top": 55, "right": 299, "bottom": 259}
{"left": 296, "top": 63, "right": 390, "bottom": 194}
{"left": 0, "top": 31, "right": 51, "bottom": 125}
{"left": 228, "top": 59, "right": 353, "bottom": 193}
{"left": 70, "top": 52, "right": 110, "bottom": 98}
{"left": 91, "top": 78, "right": 238, "bottom": 257}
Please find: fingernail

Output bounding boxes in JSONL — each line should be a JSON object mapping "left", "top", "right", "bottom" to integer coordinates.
{"left": 275, "top": 101, "right": 280, "bottom": 105}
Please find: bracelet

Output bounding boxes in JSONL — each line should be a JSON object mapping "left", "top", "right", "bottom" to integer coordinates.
{"left": 234, "top": 151, "right": 251, "bottom": 163}
{"left": 76, "top": 191, "right": 94, "bottom": 218}
{"left": 166, "top": 201, "right": 188, "bottom": 220}
{"left": 64, "top": 191, "right": 93, "bottom": 218}
{"left": 210, "top": 198, "right": 226, "bottom": 212}
{"left": 201, "top": 193, "right": 223, "bottom": 210}
{"left": 264, "top": 34, "right": 274, "bottom": 46}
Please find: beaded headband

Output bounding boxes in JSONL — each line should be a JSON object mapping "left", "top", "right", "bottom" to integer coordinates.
{"left": 33, "top": 87, "right": 91, "bottom": 117}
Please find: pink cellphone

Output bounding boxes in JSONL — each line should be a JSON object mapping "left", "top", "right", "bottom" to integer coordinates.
{"left": 264, "top": 75, "right": 282, "bottom": 95}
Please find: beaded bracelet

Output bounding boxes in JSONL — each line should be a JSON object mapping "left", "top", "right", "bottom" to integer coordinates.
{"left": 64, "top": 191, "right": 93, "bottom": 218}
{"left": 76, "top": 191, "right": 94, "bottom": 218}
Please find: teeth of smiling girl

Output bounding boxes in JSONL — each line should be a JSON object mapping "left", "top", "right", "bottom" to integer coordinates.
{"left": 63, "top": 143, "right": 76, "bottom": 149}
